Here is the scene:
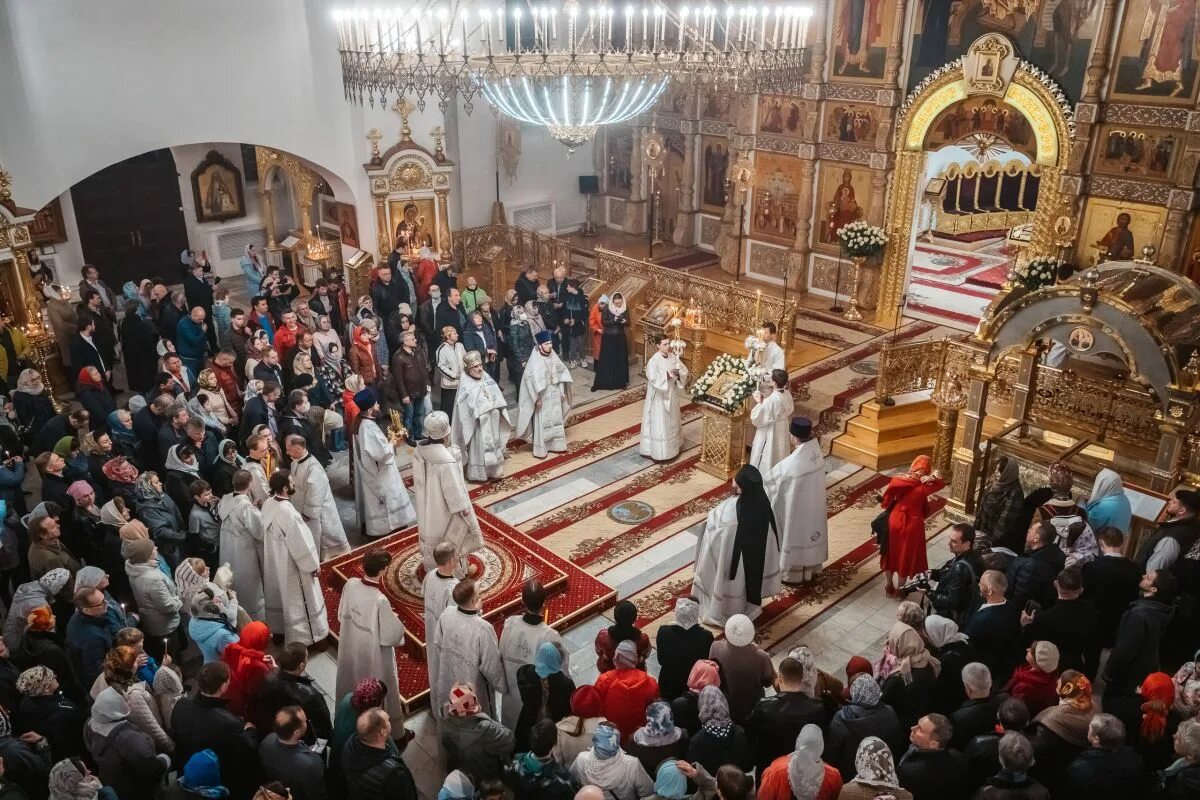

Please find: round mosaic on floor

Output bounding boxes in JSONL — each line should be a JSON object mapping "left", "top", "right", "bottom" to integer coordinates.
{"left": 385, "top": 542, "right": 534, "bottom": 601}
{"left": 928, "top": 254, "right": 970, "bottom": 267}
{"left": 850, "top": 360, "right": 879, "bottom": 375}
{"left": 608, "top": 500, "right": 655, "bottom": 525}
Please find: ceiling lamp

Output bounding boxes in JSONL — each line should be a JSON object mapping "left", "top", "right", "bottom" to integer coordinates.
{"left": 334, "top": 2, "right": 812, "bottom": 153}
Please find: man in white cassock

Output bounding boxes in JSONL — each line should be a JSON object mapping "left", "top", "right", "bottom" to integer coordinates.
{"left": 760, "top": 322, "right": 786, "bottom": 373}
{"left": 352, "top": 388, "right": 417, "bottom": 539}
{"left": 422, "top": 542, "right": 460, "bottom": 695}
{"left": 768, "top": 416, "right": 828, "bottom": 585}
{"left": 639, "top": 335, "right": 690, "bottom": 461}
{"left": 451, "top": 350, "right": 512, "bottom": 482}
{"left": 260, "top": 470, "right": 329, "bottom": 646}
{"left": 335, "top": 549, "right": 408, "bottom": 729}
{"left": 749, "top": 369, "right": 794, "bottom": 475}
{"left": 284, "top": 434, "right": 350, "bottom": 561}
{"left": 430, "top": 578, "right": 506, "bottom": 719}
{"left": 412, "top": 411, "right": 484, "bottom": 572}
{"left": 497, "top": 580, "right": 569, "bottom": 730}
{"left": 516, "top": 330, "right": 573, "bottom": 459}
{"left": 692, "top": 464, "right": 782, "bottom": 626}
{"left": 244, "top": 433, "right": 272, "bottom": 507}
{"left": 216, "top": 469, "right": 266, "bottom": 621}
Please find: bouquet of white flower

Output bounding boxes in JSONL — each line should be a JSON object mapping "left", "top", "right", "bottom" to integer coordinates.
{"left": 690, "top": 353, "right": 759, "bottom": 413}
{"left": 1015, "top": 257, "right": 1059, "bottom": 291}
{"left": 837, "top": 220, "right": 889, "bottom": 258}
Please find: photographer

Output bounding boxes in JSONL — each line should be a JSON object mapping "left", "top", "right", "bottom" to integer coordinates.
{"left": 926, "top": 523, "right": 984, "bottom": 627}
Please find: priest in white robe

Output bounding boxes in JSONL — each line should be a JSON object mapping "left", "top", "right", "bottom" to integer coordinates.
{"left": 515, "top": 330, "right": 573, "bottom": 458}
{"left": 244, "top": 433, "right": 272, "bottom": 506}
{"left": 768, "top": 416, "right": 828, "bottom": 584}
{"left": 422, "top": 541, "right": 460, "bottom": 695}
{"left": 749, "top": 369, "right": 794, "bottom": 475}
{"left": 335, "top": 549, "right": 408, "bottom": 729}
{"left": 412, "top": 411, "right": 484, "bottom": 572}
{"left": 760, "top": 322, "right": 786, "bottom": 373}
{"left": 352, "top": 388, "right": 417, "bottom": 539}
{"left": 451, "top": 351, "right": 512, "bottom": 482}
{"left": 692, "top": 464, "right": 782, "bottom": 626}
{"left": 639, "top": 335, "right": 689, "bottom": 461}
{"left": 284, "top": 434, "right": 350, "bottom": 561}
{"left": 216, "top": 470, "right": 266, "bottom": 621}
{"left": 430, "top": 578, "right": 506, "bottom": 719}
{"left": 497, "top": 579, "right": 569, "bottom": 730}
{"left": 261, "top": 470, "right": 329, "bottom": 646}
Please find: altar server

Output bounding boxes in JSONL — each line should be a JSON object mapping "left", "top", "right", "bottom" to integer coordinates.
{"left": 352, "top": 388, "right": 417, "bottom": 539}
{"left": 430, "top": 577, "right": 506, "bottom": 719}
{"left": 285, "top": 433, "right": 350, "bottom": 561}
{"left": 749, "top": 369, "right": 794, "bottom": 475}
{"left": 769, "top": 417, "right": 828, "bottom": 585}
{"left": 423, "top": 542, "right": 460, "bottom": 695}
{"left": 451, "top": 350, "right": 512, "bottom": 481}
{"left": 216, "top": 469, "right": 266, "bottom": 621}
{"left": 760, "top": 322, "right": 786, "bottom": 373}
{"left": 412, "top": 411, "right": 484, "bottom": 572}
{"left": 515, "top": 330, "right": 573, "bottom": 458}
{"left": 336, "top": 549, "right": 408, "bottom": 729}
{"left": 497, "top": 579, "right": 569, "bottom": 729}
{"left": 261, "top": 470, "right": 329, "bottom": 646}
{"left": 692, "top": 464, "right": 782, "bottom": 626}
{"left": 639, "top": 334, "right": 690, "bottom": 461}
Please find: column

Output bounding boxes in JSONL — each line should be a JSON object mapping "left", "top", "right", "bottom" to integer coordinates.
{"left": 883, "top": 0, "right": 909, "bottom": 88}
{"left": 260, "top": 189, "right": 277, "bottom": 248}
{"left": 876, "top": 150, "right": 922, "bottom": 326}
{"left": 625, "top": 127, "right": 647, "bottom": 235}
{"left": 932, "top": 406, "right": 962, "bottom": 478}
{"left": 436, "top": 189, "right": 452, "bottom": 261}
{"left": 946, "top": 372, "right": 990, "bottom": 517}
{"left": 791, "top": 158, "right": 816, "bottom": 290}
{"left": 805, "top": 0, "right": 828, "bottom": 83}
{"left": 1082, "top": 0, "right": 1121, "bottom": 103}
{"left": 673, "top": 130, "right": 697, "bottom": 246}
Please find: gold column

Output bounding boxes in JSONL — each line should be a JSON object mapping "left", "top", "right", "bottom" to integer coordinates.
{"left": 883, "top": 0, "right": 909, "bottom": 87}
{"left": 931, "top": 374, "right": 967, "bottom": 479}
{"left": 260, "top": 189, "right": 277, "bottom": 248}
{"left": 435, "top": 189, "right": 452, "bottom": 261}
{"left": 1082, "top": 0, "right": 1121, "bottom": 103}
{"left": 946, "top": 371, "right": 991, "bottom": 517}
{"left": 626, "top": 127, "right": 647, "bottom": 235}
{"left": 876, "top": 150, "right": 923, "bottom": 327}
{"left": 374, "top": 196, "right": 390, "bottom": 261}
{"left": 805, "top": 0, "right": 827, "bottom": 83}
{"left": 673, "top": 131, "right": 697, "bottom": 246}
{"left": 1028, "top": 165, "right": 1062, "bottom": 259}
{"left": 793, "top": 158, "right": 816, "bottom": 263}
{"left": 1162, "top": 207, "right": 1188, "bottom": 268}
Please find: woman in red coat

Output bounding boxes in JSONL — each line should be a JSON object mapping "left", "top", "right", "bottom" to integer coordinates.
{"left": 594, "top": 640, "right": 660, "bottom": 743}
{"left": 757, "top": 724, "right": 843, "bottom": 800}
{"left": 880, "top": 455, "right": 945, "bottom": 597}
{"left": 221, "top": 621, "right": 273, "bottom": 721}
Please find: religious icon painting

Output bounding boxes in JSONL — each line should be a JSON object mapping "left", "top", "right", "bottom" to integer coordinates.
{"left": 1068, "top": 326, "right": 1095, "bottom": 352}
{"left": 821, "top": 102, "right": 880, "bottom": 145}
{"left": 190, "top": 149, "right": 246, "bottom": 223}
{"left": 700, "top": 89, "right": 735, "bottom": 122}
{"left": 605, "top": 127, "right": 634, "bottom": 200}
{"left": 813, "top": 162, "right": 872, "bottom": 254}
{"left": 658, "top": 133, "right": 687, "bottom": 242}
{"left": 750, "top": 152, "right": 803, "bottom": 247}
{"left": 925, "top": 96, "right": 1036, "bottom": 159}
{"left": 334, "top": 202, "right": 360, "bottom": 249}
{"left": 387, "top": 197, "right": 437, "bottom": 252}
{"left": 1093, "top": 126, "right": 1180, "bottom": 182}
{"left": 1077, "top": 198, "right": 1167, "bottom": 266}
{"left": 699, "top": 135, "right": 731, "bottom": 215}
{"left": 831, "top": 0, "right": 897, "bottom": 82}
{"left": 757, "top": 95, "right": 809, "bottom": 138}
{"left": 1109, "top": 0, "right": 1200, "bottom": 105}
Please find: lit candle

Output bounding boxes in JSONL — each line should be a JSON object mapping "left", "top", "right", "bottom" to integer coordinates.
{"left": 755, "top": 289, "right": 761, "bottom": 323}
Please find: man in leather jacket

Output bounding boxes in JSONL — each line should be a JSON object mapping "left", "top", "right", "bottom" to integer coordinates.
{"left": 928, "top": 523, "right": 985, "bottom": 626}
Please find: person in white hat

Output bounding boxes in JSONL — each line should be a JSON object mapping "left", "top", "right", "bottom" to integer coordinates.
{"left": 515, "top": 330, "right": 574, "bottom": 459}
{"left": 451, "top": 350, "right": 512, "bottom": 482}
{"left": 640, "top": 334, "right": 690, "bottom": 462}
{"left": 411, "top": 411, "right": 484, "bottom": 572}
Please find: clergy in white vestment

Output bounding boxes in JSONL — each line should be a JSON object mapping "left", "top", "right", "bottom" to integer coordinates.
{"left": 260, "top": 470, "right": 329, "bottom": 646}
{"left": 748, "top": 369, "right": 794, "bottom": 475}
{"left": 430, "top": 578, "right": 507, "bottom": 719}
{"left": 335, "top": 549, "right": 407, "bottom": 729}
{"left": 352, "top": 388, "right": 417, "bottom": 539}
{"left": 692, "top": 464, "right": 782, "bottom": 626}
{"left": 515, "top": 330, "right": 573, "bottom": 459}
{"left": 760, "top": 321, "right": 786, "bottom": 373}
{"left": 639, "top": 335, "right": 690, "bottom": 461}
{"left": 243, "top": 433, "right": 272, "bottom": 507}
{"left": 412, "top": 411, "right": 484, "bottom": 572}
{"left": 497, "top": 579, "right": 569, "bottom": 730}
{"left": 768, "top": 416, "right": 828, "bottom": 585}
{"left": 451, "top": 351, "right": 512, "bottom": 482}
{"left": 284, "top": 434, "right": 351, "bottom": 561}
{"left": 423, "top": 542, "right": 461, "bottom": 697}
{"left": 215, "top": 470, "right": 266, "bottom": 621}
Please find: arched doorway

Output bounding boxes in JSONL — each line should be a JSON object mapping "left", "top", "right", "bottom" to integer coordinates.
{"left": 876, "top": 34, "right": 1075, "bottom": 329}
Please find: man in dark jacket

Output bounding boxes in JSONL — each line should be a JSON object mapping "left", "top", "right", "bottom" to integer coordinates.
{"left": 391, "top": 330, "right": 430, "bottom": 442}
{"left": 965, "top": 570, "right": 1023, "bottom": 684}
{"left": 279, "top": 391, "right": 330, "bottom": 467}
{"left": 171, "top": 661, "right": 260, "bottom": 799}
{"left": 1081, "top": 527, "right": 1142, "bottom": 656}
{"left": 1062, "top": 713, "right": 1146, "bottom": 800}
{"left": 1135, "top": 489, "right": 1200, "bottom": 572}
{"left": 32, "top": 408, "right": 89, "bottom": 457}
{"left": 133, "top": 396, "right": 172, "bottom": 471}
{"left": 928, "top": 523, "right": 984, "bottom": 627}
{"left": 369, "top": 264, "right": 409, "bottom": 322}
{"left": 65, "top": 586, "right": 116, "bottom": 689}
{"left": 896, "top": 713, "right": 969, "bottom": 800}
{"left": 1103, "top": 568, "right": 1176, "bottom": 695}
{"left": 341, "top": 707, "right": 418, "bottom": 799}
{"left": 949, "top": 662, "right": 999, "bottom": 750}
{"left": 509, "top": 719, "right": 576, "bottom": 800}
{"left": 976, "top": 731, "right": 1051, "bottom": 800}
{"left": 514, "top": 266, "right": 540, "bottom": 306}
{"left": 240, "top": 382, "right": 282, "bottom": 446}
{"left": 746, "top": 657, "right": 826, "bottom": 778}
{"left": 654, "top": 597, "right": 713, "bottom": 702}
{"left": 435, "top": 287, "right": 465, "bottom": 339}
{"left": 256, "top": 643, "right": 333, "bottom": 742}
{"left": 258, "top": 706, "right": 327, "bottom": 800}
{"left": 964, "top": 696, "right": 1030, "bottom": 787}
{"left": 157, "top": 402, "right": 190, "bottom": 467}
{"left": 1020, "top": 566, "right": 1098, "bottom": 675}
{"left": 1006, "top": 521, "right": 1066, "bottom": 611}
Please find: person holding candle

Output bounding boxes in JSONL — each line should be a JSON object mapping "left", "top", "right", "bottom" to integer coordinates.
{"left": 640, "top": 334, "right": 689, "bottom": 461}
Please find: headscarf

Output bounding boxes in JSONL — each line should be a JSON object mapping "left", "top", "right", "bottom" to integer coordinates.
{"left": 1036, "top": 671, "right": 1096, "bottom": 747}
{"left": 437, "top": 770, "right": 474, "bottom": 800}
{"left": 14, "top": 369, "right": 43, "bottom": 395}
{"left": 591, "top": 723, "right": 621, "bottom": 759}
{"left": 788, "top": 646, "right": 820, "bottom": 699}
{"left": 222, "top": 621, "right": 270, "bottom": 680}
{"left": 26, "top": 606, "right": 55, "bottom": 632}
{"left": 654, "top": 761, "right": 689, "bottom": 799}
{"left": 597, "top": 293, "right": 610, "bottom": 306}
{"left": 66, "top": 481, "right": 95, "bottom": 504}
{"left": 852, "top": 736, "right": 900, "bottom": 788}
{"left": 165, "top": 445, "right": 200, "bottom": 478}
{"left": 674, "top": 597, "right": 699, "bottom": 630}
{"left": 534, "top": 641, "right": 564, "bottom": 679}
{"left": 75, "top": 566, "right": 106, "bottom": 590}
{"left": 79, "top": 432, "right": 105, "bottom": 457}
{"left": 76, "top": 368, "right": 105, "bottom": 392}
{"left": 570, "top": 685, "right": 603, "bottom": 719}
{"left": 102, "top": 457, "right": 139, "bottom": 485}
{"left": 180, "top": 748, "right": 230, "bottom": 798}
{"left": 253, "top": 788, "right": 287, "bottom": 800}
{"left": 174, "top": 560, "right": 210, "bottom": 611}
{"left": 107, "top": 411, "right": 136, "bottom": 446}
{"left": 351, "top": 677, "right": 387, "bottom": 711}
{"left": 924, "top": 615, "right": 969, "bottom": 650}
{"left": 610, "top": 292, "right": 627, "bottom": 316}
{"left": 909, "top": 455, "right": 932, "bottom": 475}
{"left": 990, "top": 456, "right": 1021, "bottom": 489}
{"left": 243, "top": 379, "right": 264, "bottom": 406}
{"left": 1174, "top": 652, "right": 1200, "bottom": 717}
{"left": 524, "top": 300, "right": 546, "bottom": 334}
{"left": 788, "top": 725, "right": 826, "bottom": 800}
{"left": 48, "top": 758, "right": 103, "bottom": 800}
{"left": 218, "top": 439, "right": 243, "bottom": 467}
{"left": 292, "top": 352, "right": 317, "bottom": 380}
{"left": 730, "top": 465, "right": 780, "bottom": 604}
{"left": 1140, "top": 672, "right": 1175, "bottom": 743}
{"left": 607, "top": 599, "right": 642, "bottom": 646}
{"left": 1048, "top": 461, "right": 1074, "bottom": 496}
{"left": 687, "top": 659, "right": 721, "bottom": 693}
{"left": 37, "top": 568, "right": 70, "bottom": 597}
{"left": 188, "top": 394, "right": 226, "bottom": 434}
{"left": 698, "top": 684, "right": 732, "bottom": 735}
{"left": 882, "top": 622, "right": 940, "bottom": 685}
{"left": 133, "top": 473, "right": 164, "bottom": 503}
{"left": 632, "top": 701, "right": 683, "bottom": 747}
{"left": 843, "top": 656, "right": 874, "bottom": 701}
{"left": 446, "top": 683, "right": 480, "bottom": 717}
{"left": 52, "top": 437, "right": 75, "bottom": 458}
{"left": 613, "top": 640, "right": 639, "bottom": 670}
{"left": 99, "top": 500, "right": 128, "bottom": 528}
{"left": 17, "top": 665, "right": 57, "bottom": 696}
{"left": 850, "top": 673, "right": 882, "bottom": 707}
{"left": 1057, "top": 672, "right": 1094, "bottom": 710}
{"left": 1087, "top": 467, "right": 1124, "bottom": 506}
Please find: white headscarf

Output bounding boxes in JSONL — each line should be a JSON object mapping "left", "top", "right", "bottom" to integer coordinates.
{"left": 787, "top": 724, "right": 826, "bottom": 800}
{"left": 674, "top": 597, "right": 699, "bottom": 630}
{"left": 924, "top": 615, "right": 969, "bottom": 650}
{"left": 788, "top": 646, "right": 820, "bottom": 699}
{"left": 852, "top": 736, "right": 900, "bottom": 788}
{"left": 1088, "top": 467, "right": 1124, "bottom": 505}
{"left": 610, "top": 292, "right": 627, "bottom": 317}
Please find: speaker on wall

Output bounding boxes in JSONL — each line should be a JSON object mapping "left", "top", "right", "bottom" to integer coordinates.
{"left": 578, "top": 175, "right": 600, "bottom": 194}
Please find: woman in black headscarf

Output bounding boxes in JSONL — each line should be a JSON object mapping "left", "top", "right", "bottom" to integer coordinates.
{"left": 730, "top": 464, "right": 781, "bottom": 607}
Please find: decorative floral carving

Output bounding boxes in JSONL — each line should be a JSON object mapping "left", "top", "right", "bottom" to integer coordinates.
{"left": 1104, "top": 105, "right": 1191, "bottom": 130}
{"left": 700, "top": 120, "right": 733, "bottom": 135}
{"left": 810, "top": 256, "right": 855, "bottom": 295}
{"left": 609, "top": 197, "right": 626, "bottom": 226}
{"left": 826, "top": 84, "right": 886, "bottom": 103}
{"left": 389, "top": 158, "right": 433, "bottom": 191}
{"left": 755, "top": 136, "right": 803, "bottom": 155}
{"left": 699, "top": 215, "right": 721, "bottom": 246}
{"left": 816, "top": 142, "right": 873, "bottom": 165}
{"left": 1086, "top": 176, "right": 1171, "bottom": 204}
{"left": 748, "top": 242, "right": 799, "bottom": 280}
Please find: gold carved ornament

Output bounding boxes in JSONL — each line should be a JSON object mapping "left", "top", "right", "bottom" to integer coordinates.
{"left": 389, "top": 159, "right": 433, "bottom": 192}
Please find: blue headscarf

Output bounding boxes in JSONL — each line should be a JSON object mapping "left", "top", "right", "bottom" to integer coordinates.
{"left": 534, "top": 641, "right": 563, "bottom": 679}
{"left": 437, "top": 770, "right": 474, "bottom": 800}
{"left": 592, "top": 723, "right": 621, "bottom": 759}
{"left": 180, "top": 749, "right": 229, "bottom": 798}
{"left": 107, "top": 410, "right": 136, "bottom": 447}
{"left": 654, "top": 760, "right": 689, "bottom": 799}
{"left": 632, "top": 701, "right": 682, "bottom": 747}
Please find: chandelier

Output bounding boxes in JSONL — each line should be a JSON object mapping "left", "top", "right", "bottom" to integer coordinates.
{"left": 334, "top": 2, "right": 812, "bottom": 152}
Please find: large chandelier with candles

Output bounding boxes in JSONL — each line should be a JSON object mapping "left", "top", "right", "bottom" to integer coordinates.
{"left": 334, "top": 1, "right": 812, "bottom": 152}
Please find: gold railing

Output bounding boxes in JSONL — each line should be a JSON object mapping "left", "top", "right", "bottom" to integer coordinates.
{"left": 452, "top": 224, "right": 573, "bottom": 272}
{"left": 875, "top": 336, "right": 970, "bottom": 403}
{"left": 1025, "top": 365, "right": 1161, "bottom": 449}
{"left": 594, "top": 248, "right": 798, "bottom": 346}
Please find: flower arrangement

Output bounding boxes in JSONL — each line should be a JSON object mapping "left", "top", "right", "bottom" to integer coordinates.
{"left": 690, "top": 353, "right": 759, "bottom": 413}
{"left": 837, "top": 220, "right": 889, "bottom": 258}
{"left": 1015, "top": 257, "right": 1059, "bottom": 291}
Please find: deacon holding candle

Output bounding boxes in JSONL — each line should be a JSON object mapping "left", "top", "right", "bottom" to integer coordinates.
{"left": 640, "top": 334, "right": 690, "bottom": 462}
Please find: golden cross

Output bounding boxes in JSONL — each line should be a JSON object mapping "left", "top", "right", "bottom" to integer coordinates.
{"left": 392, "top": 97, "right": 415, "bottom": 140}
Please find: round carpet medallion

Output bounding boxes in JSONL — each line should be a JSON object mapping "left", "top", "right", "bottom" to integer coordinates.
{"left": 386, "top": 542, "right": 534, "bottom": 601}
{"left": 608, "top": 500, "right": 655, "bottom": 525}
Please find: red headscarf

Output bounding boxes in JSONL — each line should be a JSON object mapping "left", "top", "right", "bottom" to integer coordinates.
{"left": 570, "top": 685, "right": 603, "bottom": 718}
{"left": 1139, "top": 672, "right": 1175, "bottom": 743}
{"left": 76, "top": 368, "right": 105, "bottom": 392}
{"left": 686, "top": 659, "right": 722, "bottom": 693}
{"left": 222, "top": 621, "right": 271, "bottom": 716}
